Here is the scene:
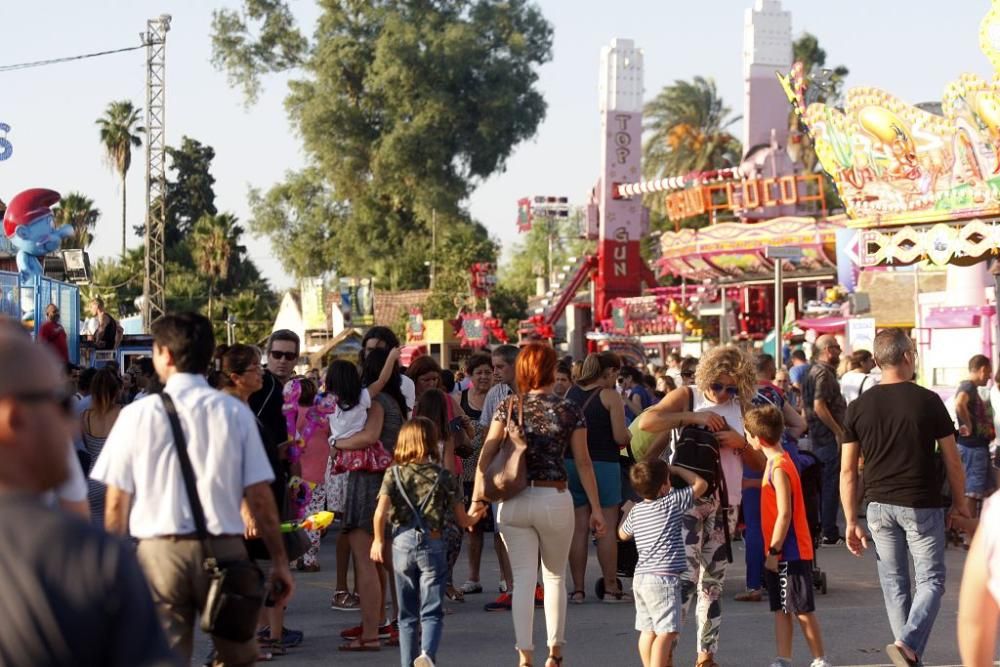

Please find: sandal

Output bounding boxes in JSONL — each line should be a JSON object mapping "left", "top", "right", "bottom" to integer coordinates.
{"left": 569, "top": 590, "right": 585, "bottom": 605}
{"left": 446, "top": 586, "right": 465, "bottom": 602}
{"left": 546, "top": 657, "right": 564, "bottom": 666}
{"left": 734, "top": 588, "right": 762, "bottom": 602}
{"left": 695, "top": 657, "right": 719, "bottom": 667}
{"left": 338, "top": 637, "right": 381, "bottom": 652}
{"left": 257, "top": 639, "right": 286, "bottom": 657}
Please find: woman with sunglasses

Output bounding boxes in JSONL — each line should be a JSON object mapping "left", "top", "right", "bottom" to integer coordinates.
{"left": 636, "top": 345, "right": 755, "bottom": 667}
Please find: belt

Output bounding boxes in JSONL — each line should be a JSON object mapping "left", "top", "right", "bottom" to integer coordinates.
{"left": 423, "top": 529, "right": 443, "bottom": 539}
{"left": 152, "top": 533, "right": 243, "bottom": 542}
{"left": 529, "top": 480, "right": 567, "bottom": 491}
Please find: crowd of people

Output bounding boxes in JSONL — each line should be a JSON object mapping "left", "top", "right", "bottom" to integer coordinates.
{"left": 5, "top": 311, "right": 1000, "bottom": 666}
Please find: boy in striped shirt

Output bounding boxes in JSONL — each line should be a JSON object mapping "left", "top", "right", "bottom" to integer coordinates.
{"left": 746, "top": 405, "right": 831, "bottom": 667}
{"left": 619, "top": 460, "right": 707, "bottom": 667}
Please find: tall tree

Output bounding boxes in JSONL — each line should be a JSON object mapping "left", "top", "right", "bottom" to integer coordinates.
{"left": 54, "top": 192, "right": 100, "bottom": 249}
{"left": 190, "top": 214, "right": 236, "bottom": 320}
{"left": 642, "top": 77, "right": 741, "bottom": 228}
{"left": 212, "top": 0, "right": 553, "bottom": 290}
{"left": 96, "top": 101, "right": 145, "bottom": 258}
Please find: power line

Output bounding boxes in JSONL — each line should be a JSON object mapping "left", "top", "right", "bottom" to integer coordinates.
{"left": 0, "top": 44, "right": 146, "bottom": 73}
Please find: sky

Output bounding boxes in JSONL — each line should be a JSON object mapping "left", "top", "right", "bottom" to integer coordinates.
{"left": 0, "top": 0, "right": 994, "bottom": 293}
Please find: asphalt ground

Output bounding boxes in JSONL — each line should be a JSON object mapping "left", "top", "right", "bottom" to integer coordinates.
{"left": 193, "top": 522, "right": 981, "bottom": 667}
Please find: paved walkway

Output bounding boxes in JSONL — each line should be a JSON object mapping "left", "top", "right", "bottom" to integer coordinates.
{"left": 196, "top": 527, "right": 973, "bottom": 666}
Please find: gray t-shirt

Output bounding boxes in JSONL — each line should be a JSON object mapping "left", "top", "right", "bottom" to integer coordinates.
{"left": 0, "top": 494, "right": 176, "bottom": 667}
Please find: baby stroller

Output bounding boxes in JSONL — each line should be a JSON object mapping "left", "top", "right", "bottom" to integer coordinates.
{"left": 795, "top": 449, "right": 828, "bottom": 595}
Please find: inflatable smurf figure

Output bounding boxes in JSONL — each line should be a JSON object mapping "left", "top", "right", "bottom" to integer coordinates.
{"left": 3, "top": 188, "right": 73, "bottom": 281}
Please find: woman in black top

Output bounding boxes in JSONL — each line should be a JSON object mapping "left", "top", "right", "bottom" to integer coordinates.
{"left": 471, "top": 344, "right": 604, "bottom": 667}
{"left": 565, "top": 352, "right": 632, "bottom": 603}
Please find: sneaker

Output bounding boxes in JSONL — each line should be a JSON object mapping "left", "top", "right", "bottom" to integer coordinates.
{"left": 331, "top": 590, "right": 360, "bottom": 611}
{"left": 810, "top": 658, "right": 833, "bottom": 667}
{"left": 534, "top": 584, "right": 544, "bottom": 608}
{"left": 340, "top": 623, "right": 392, "bottom": 640}
{"left": 734, "top": 588, "right": 763, "bottom": 602}
{"left": 484, "top": 592, "right": 513, "bottom": 611}
{"left": 278, "top": 627, "right": 303, "bottom": 648}
{"left": 885, "top": 643, "right": 919, "bottom": 667}
{"left": 460, "top": 580, "right": 483, "bottom": 594}
{"left": 821, "top": 535, "right": 845, "bottom": 546}
{"left": 386, "top": 621, "right": 400, "bottom": 647}
{"left": 413, "top": 652, "right": 436, "bottom": 667}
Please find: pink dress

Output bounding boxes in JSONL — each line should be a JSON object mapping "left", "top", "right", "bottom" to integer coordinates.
{"left": 297, "top": 406, "right": 331, "bottom": 486}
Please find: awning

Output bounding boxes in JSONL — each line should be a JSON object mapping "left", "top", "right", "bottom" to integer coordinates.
{"left": 795, "top": 316, "right": 848, "bottom": 333}
{"left": 400, "top": 344, "right": 426, "bottom": 367}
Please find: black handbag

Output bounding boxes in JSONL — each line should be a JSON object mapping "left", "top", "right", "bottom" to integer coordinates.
{"left": 161, "top": 394, "right": 266, "bottom": 643}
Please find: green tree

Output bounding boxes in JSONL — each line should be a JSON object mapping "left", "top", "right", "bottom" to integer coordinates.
{"left": 190, "top": 214, "right": 237, "bottom": 321}
{"left": 54, "top": 192, "right": 100, "bottom": 249}
{"left": 642, "top": 77, "right": 741, "bottom": 228}
{"left": 96, "top": 101, "right": 144, "bottom": 258}
{"left": 500, "top": 211, "right": 594, "bottom": 298}
{"left": 212, "top": 0, "right": 553, "bottom": 291}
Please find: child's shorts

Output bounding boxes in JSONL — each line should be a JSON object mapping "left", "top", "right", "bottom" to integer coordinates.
{"left": 633, "top": 573, "right": 682, "bottom": 634}
{"left": 765, "top": 559, "right": 815, "bottom": 614}
{"left": 959, "top": 444, "right": 991, "bottom": 497}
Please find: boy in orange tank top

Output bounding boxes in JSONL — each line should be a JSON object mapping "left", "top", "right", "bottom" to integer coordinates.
{"left": 745, "top": 406, "right": 831, "bottom": 667}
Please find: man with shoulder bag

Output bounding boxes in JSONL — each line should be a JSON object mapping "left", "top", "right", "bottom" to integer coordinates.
{"left": 93, "top": 313, "right": 294, "bottom": 666}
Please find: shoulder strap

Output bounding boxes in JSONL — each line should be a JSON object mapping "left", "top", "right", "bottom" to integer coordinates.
{"left": 858, "top": 374, "right": 869, "bottom": 395}
{"left": 392, "top": 466, "right": 443, "bottom": 532}
{"left": 687, "top": 386, "right": 695, "bottom": 412}
{"left": 160, "top": 394, "right": 212, "bottom": 550}
{"left": 580, "top": 387, "right": 601, "bottom": 413}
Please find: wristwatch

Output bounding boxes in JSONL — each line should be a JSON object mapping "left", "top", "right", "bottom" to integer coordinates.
{"left": 768, "top": 546, "right": 781, "bottom": 556}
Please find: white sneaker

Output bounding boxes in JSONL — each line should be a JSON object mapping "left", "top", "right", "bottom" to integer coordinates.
{"left": 413, "top": 653, "right": 436, "bottom": 667}
{"left": 810, "top": 658, "right": 833, "bottom": 667}
{"left": 499, "top": 580, "right": 509, "bottom": 593}
{"left": 459, "top": 580, "right": 483, "bottom": 594}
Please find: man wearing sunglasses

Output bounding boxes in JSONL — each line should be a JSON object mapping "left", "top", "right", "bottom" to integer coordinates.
{"left": 0, "top": 326, "right": 176, "bottom": 666}
{"left": 803, "top": 335, "right": 847, "bottom": 546}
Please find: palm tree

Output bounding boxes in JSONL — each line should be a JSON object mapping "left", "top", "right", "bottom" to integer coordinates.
{"left": 190, "top": 213, "right": 236, "bottom": 320}
{"left": 54, "top": 192, "right": 101, "bottom": 249}
{"left": 643, "top": 76, "right": 742, "bottom": 181}
{"left": 96, "top": 101, "right": 145, "bottom": 258}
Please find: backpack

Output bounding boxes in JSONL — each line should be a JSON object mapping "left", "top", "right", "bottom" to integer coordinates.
{"left": 669, "top": 387, "right": 733, "bottom": 562}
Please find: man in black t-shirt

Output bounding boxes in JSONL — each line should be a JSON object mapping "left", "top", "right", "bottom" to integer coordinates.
{"left": 840, "top": 329, "right": 969, "bottom": 667}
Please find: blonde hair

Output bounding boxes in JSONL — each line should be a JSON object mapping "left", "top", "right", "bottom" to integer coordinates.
{"left": 694, "top": 345, "right": 756, "bottom": 410}
{"left": 394, "top": 417, "right": 441, "bottom": 465}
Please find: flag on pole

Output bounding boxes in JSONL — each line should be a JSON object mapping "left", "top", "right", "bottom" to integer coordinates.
{"left": 516, "top": 197, "right": 532, "bottom": 232}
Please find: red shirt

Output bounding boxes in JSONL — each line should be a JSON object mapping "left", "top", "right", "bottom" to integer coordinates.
{"left": 761, "top": 451, "right": 814, "bottom": 561}
{"left": 39, "top": 321, "right": 69, "bottom": 363}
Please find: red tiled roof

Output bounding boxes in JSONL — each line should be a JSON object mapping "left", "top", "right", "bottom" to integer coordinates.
{"left": 374, "top": 290, "right": 431, "bottom": 327}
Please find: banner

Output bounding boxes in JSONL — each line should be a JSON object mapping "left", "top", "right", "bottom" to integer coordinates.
{"left": 338, "top": 277, "right": 375, "bottom": 327}
{"left": 300, "top": 277, "right": 326, "bottom": 330}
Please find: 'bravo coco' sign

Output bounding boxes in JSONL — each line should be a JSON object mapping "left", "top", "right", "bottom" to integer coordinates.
{"left": 0, "top": 123, "right": 12, "bottom": 161}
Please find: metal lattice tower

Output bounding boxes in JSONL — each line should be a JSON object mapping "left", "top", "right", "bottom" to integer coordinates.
{"left": 142, "top": 14, "right": 171, "bottom": 331}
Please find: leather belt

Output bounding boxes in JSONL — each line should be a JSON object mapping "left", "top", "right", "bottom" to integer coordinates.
{"left": 530, "top": 480, "right": 568, "bottom": 491}
{"left": 154, "top": 533, "right": 243, "bottom": 541}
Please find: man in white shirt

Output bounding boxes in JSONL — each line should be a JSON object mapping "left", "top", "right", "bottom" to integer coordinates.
{"left": 93, "top": 312, "right": 293, "bottom": 665}
{"left": 840, "top": 349, "right": 878, "bottom": 405}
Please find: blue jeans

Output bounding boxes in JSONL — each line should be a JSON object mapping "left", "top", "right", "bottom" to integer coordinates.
{"left": 742, "top": 486, "right": 764, "bottom": 590}
{"left": 392, "top": 527, "right": 447, "bottom": 666}
{"left": 866, "top": 502, "right": 946, "bottom": 658}
{"left": 814, "top": 441, "right": 841, "bottom": 540}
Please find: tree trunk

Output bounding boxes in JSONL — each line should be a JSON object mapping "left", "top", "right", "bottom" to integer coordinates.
{"left": 121, "top": 172, "right": 127, "bottom": 259}
{"left": 208, "top": 281, "right": 214, "bottom": 321}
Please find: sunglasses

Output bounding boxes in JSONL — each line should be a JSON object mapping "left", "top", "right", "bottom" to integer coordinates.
{"left": 269, "top": 351, "right": 298, "bottom": 361}
{"left": 709, "top": 383, "right": 739, "bottom": 397}
{"left": 7, "top": 389, "right": 74, "bottom": 416}
{"left": 680, "top": 371, "right": 695, "bottom": 378}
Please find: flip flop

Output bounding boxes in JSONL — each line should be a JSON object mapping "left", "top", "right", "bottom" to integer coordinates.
{"left": 339, "top": 638, "right": 381, "bottom": 652}
{"left": 569, "top": 590, "right": 586, "bottom": 605}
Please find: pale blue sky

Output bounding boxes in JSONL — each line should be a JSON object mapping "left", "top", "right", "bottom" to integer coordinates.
{"left": 0, "top": 1, "right": 992, "bottom": 291}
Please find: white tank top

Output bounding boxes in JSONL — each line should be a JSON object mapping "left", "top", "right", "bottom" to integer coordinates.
{"left": 692, "top": 389, "right": 744, "bottom": 508}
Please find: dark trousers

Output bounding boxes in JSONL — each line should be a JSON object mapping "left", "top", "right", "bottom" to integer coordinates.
{"left": 814, "top": 441, "right": 841, "bottom": 540}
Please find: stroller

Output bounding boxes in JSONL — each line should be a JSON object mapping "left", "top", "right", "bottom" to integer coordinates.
{"left": 796, "top": 449, "right": 828, "bottom": 594}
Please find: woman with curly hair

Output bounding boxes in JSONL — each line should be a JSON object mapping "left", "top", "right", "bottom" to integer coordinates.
{"left": 636, "top": 345, "right": 758, "bottom": 667}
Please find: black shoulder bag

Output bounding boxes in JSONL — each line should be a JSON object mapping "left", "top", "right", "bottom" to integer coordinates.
{"left": 161, "top": 393, "right": 266, "bottom": 643}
